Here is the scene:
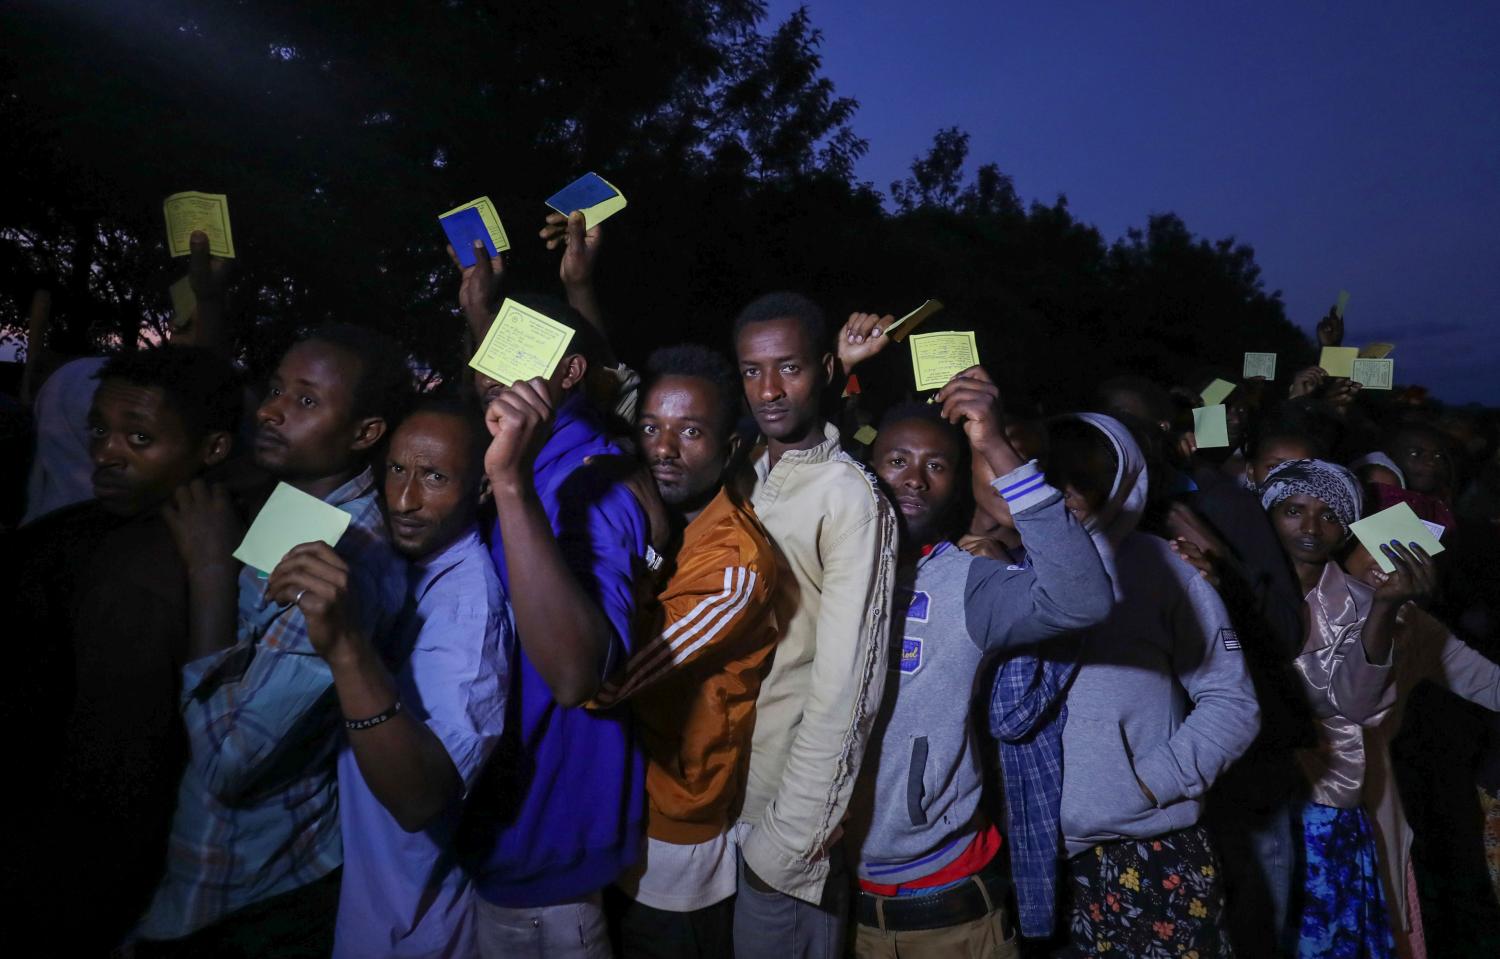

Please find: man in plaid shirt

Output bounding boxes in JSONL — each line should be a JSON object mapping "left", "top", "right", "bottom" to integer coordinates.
{"left": 136, "top": 327, "right": 410, "bottom": 955}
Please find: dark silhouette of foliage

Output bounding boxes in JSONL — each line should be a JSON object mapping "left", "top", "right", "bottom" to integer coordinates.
{"left": 0, "top": 0, "right": 1310, "bottom": 411}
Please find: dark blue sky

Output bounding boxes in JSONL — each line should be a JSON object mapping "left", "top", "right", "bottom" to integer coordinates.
{"left": 770, "top": 1, "right": 1500, "bottom": 405}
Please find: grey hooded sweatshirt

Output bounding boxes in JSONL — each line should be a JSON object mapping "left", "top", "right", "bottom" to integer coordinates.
{"left": 1059, "top": 414, "right": 1260, "bottom": 857}
{"left": 853, "top": 459, "right": 1113, "bottom": 885}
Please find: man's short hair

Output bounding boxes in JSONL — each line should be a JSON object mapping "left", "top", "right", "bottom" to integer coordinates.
{"left": 297, "top": 323, "right": 412, "bottom": 425}
{"left": 644, "top": 344, "right": 741, "bottom": 434}
{"left": 95, "top": 344, "right": 242, "bottom": 438}
{"left": 507, "top": 292, "right": 608, "bottom": 370}
{"left": 877, "top": 400, "right": 962, "bottom": 444}
{"left": 400, "top": 391, "right": 490, "bottom": 478}
{"left": 732, "top": 291, "right": 828, "bottom": 354}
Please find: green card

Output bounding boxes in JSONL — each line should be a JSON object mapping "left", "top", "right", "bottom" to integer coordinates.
{"left": 853, "top": 425, "right": 878, "bottom": 445}
{"left": 233, "top": 482, "right": 351, "bottom": 576}
{"left": 1243, "top": 352, "right": 1277, "bottom": 380}
{"left": 1351, "top": 358, "right": 1394, "bottom": 389}
{"left": 1349, "top": 502, "right": 1446, "bottom": 574}
{"left": 1199, "top": 378, "right": 1237, "bottom": 407}
{"left": 1192, "top": 405, "right": 1230, "bottom": 449}
{"left": 885, "top": 299, "right": 943, "bottom": 343}
{"left": 909, "top": 330, "right": 979, "bottom": 392}
{"left": 1335, "top": 290, "right": 1350, "bottom": 318}
{"left": 468, "top": 298, "right": 576, "bottom": 386}
{"left": 163, "top": 191, "right": 235, "bottom": 258}
{"left": 1319, "top": 346, "right": 1359, "bottom": 379}
{"left": 169, "top": 276, "right": 196, "bottom": 330}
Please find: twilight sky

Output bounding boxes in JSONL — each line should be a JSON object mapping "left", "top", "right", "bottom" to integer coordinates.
{"left": 769, "top": 1, "right": 1500, "bottom": 405}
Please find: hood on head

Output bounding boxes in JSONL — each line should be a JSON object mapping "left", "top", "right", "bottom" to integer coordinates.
{"left": 1064, "top": 412, "right": 1150, "bottom": 549}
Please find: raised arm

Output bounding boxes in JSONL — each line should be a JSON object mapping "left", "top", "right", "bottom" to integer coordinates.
{"left": 484, "top": 379, "right": 622, "bottom": 705}
{"left": 447, "top": 239, "right": 506, "bottom": 346}
{"left": 541, "top": 211, "right": 611, "bottom": 362}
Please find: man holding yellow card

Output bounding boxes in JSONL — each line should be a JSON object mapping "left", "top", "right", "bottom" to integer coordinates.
{"left": 458, "top": 293, "right": 650, "bottom": 958}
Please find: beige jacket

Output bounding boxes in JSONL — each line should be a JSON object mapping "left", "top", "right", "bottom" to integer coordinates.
{"left": 735, "top": 423, "right": 897, "bottom": 904}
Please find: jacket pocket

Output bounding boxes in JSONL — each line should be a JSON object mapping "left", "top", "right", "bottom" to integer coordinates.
{"left": 907, "top": 736, "right": 929, "bottom": 826}
{"left": 1060, "top": 717, "right": 1151, "bottom": 839}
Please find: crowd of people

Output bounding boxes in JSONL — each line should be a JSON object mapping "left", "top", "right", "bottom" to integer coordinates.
{"left": 3, "top": 202, "right": 1499, "bottom": 959}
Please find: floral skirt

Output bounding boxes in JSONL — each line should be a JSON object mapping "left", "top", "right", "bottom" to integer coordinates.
{"left": 1062, "top": 823, "right": 1233, "bottom": 958}
{"left": 1295, "top": 802, "right": 1394, "bottom": 959}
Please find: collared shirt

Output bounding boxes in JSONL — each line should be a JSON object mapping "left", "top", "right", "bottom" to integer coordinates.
{"left": 334, "top": 527, "right": 511, "bottom": 959}
{"left": 140, "top": 468, "right": 407, "bottom": 941}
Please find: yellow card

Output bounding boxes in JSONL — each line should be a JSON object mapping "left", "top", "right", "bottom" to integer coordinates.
{"left": 169, "top": 277, "right": 196, "bottom": 330}
{"left": 163, "top": 191, "right": 235, "bottom": 258}
{"left": 1359, "top": 342, "right": 1394, "bottom": 359}
{"left": 853, "top": 425, "right": 878, "bottom": 445}
{"left": 1199, "top": 378, "right": 1237, "bottom": 407}
{"left": 1319, "top": 346, "right": 1359, "bottom": 378}
{"left": 909, "top": 330, "right": 979, "bottom": 392}
{"left": 233, "top": 482, "right": 351, "bottom": 576}
{"left": 1192, "top": 405, "right": 1230, "bottom": 449}
{"left": 1351, "top": 358, "right": 1394, "bottom": 390}
{"left": 885, "top": 299, "right": 943, "bottom": 343}
{"left": 439, "top": 195, "right": 511, "bottom": 256}
{"left": 1335, "top": 290, "right": 1350, "bottom": 318}
{"left": 1349, "top": 502, "right": 1445, "bottom": 574}
{"left": 468, "top": 298, "right": 576, "bottom": 386}
{"left": 1243, "top": 352, "right": 1277, "bottom": 380}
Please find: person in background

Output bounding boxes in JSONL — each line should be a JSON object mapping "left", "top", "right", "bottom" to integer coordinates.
{"left": 137, "top": 325, "right": 410, "bottom": 957}
{"left": 850, "top": 370, "right": 1112, "bottom": 958}
{"left": 730, "top": 292, "right": 897, "bottom": 959}
{"left": 595, "top": 344, "right": 782, "bottom": 958}
{"left": 273, "top": 396, "right": 512, "bottom": 959}
{"left": 1049, "top": 413, "right": 1259, "bottom": 958}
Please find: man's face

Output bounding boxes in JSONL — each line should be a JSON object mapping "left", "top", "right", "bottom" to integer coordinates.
{"left": 1250, "top": 438, "right": 1317, "bottom": 487}
{"left": 638, "top": 375, "right": 731, "bottom": 513}
{"left": 1045, "top": 435, "right": 1115, "bottom": 526}
{"left": 89, "top": 380, "right": 206, "bottom": 517}
{"left": 1270, "top": 493, "right": 1345, "bottom": 568}
{"left": 384, "top": 411, "right": 481, "bottom": 558}
{"left": 872, "top": 418, "right": 961, "bottom": 545}
{"left": 254, "top": 341, "right": 368, "bottom": 482}
{"left": 1389, "top": 429, "right": 1450, "bottom": 496}
{"left": 735, "top": 317, "right": 829, "bottom": 444}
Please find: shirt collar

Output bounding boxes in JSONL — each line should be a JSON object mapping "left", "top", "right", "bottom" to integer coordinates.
{"left": 753, "top": 421, "right": 842, "bottom": 480}
{"left": 411, "top": 525, "right": 482, "bottom": 602}
{"left": 324, "top": 466, "right": 379, "bottom": 509}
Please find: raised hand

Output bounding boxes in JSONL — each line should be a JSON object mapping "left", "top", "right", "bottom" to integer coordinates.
{"left": 1170, "top": 537, "right": 1220, "bottom": 588}
{"left": 541, "top": 211, "right": 603, "bottom": 289}
{"left": 836, "top": 311, "right": 897, "bottom": 372}
{"left": 162, "top": 479, "right": 243, "bottom": 571}
{"left": 1371, "top": 540, "right": 1437, "bottom": 607}
{"left": 188, "top": 230, "right": 234, "bottom": 302}
{"left": 1316, "top": 307, "right": 1344, "bottom": 347}
{"left": 1288, "top": 366, "right": 1326, "bottom": 400}
{"left": 448, "top": 239, "right": 505, "bottom": 339}
{"left": 266, "top": 542, "right": 357, "bottom": 659}
{"left": 483, "top": 378, "right": 557, "bottom": 492}
{"left": 934, "top": 365, "right": 1025, "bottom": 477}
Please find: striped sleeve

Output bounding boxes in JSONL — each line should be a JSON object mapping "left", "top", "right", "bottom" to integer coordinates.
{"left": 593, "top": 562, "right": 762, "bottom": 708}
{"left": 991, "top": 459, "right": 1059, "bottom": 514}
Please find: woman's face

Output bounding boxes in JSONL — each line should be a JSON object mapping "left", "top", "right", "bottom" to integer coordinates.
{"left": 1270, "top": 493, "right": 1346, "bottom": 567}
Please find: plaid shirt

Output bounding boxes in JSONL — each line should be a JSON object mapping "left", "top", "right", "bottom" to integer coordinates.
{"left": 139, "top": 469, "right": 407, "bottom": 940}
{"left": 987, "top": 551, "right": 1083, "bottom": 940}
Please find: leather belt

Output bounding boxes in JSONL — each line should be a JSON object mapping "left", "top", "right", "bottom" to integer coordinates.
{"left": 855, "top": 867, "right": 1011, "bottom": 932}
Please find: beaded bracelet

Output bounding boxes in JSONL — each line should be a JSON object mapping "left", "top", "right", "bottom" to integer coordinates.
{"left": 345, "top": 699, "right": 402, "bottom": 731}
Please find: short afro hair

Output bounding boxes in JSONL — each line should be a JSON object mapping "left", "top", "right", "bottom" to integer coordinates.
{"left": 644, "top": 343, "right": 741, "bottom": 434}
{"left": 732, "top": 291, "right": 828, "bottom": 356}
{"left": 295, "top": 323, "right": 413, "bottom": 426}
{"left": 95, "top": 344, "right": 242, "bottom": 438}
{"left": 877, "top": 400, "right": 965, "bottom": 448}
{"left": 397, "top": 390, "right": 491, "bottom": 481}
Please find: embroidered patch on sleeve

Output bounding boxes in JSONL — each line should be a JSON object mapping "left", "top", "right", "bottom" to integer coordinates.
{"left": 1219, "top": 627, "right": 1242, "bottom": 651}
{"left": 898, "top": 637, "right": 924, "bottom": 674}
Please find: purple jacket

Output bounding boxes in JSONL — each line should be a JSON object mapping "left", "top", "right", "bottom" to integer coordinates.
{"left": 465, "top": 392, "right": 648, "bottom": 907}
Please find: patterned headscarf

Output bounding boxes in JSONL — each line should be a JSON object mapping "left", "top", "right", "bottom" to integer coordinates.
{"left": 1258, "top": 458, "right": 1363, "bottom": 532}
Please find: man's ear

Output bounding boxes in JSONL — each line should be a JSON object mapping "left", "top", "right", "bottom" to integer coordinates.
{"left": 820, "top": 351, "right": 835, "bottom": 386}
{"left": 477, "top": 474, "right": 493, "bottom": 506}
{"left": 558, "top": 353, "right": 589, "bottom": 393}
{"left": 200, "top": 430, "right": 233, "bottom": 468}
{"left": 351, "top": 416, "right": 388, "bottom": 452}
{"left": 725, "top": 431, "right": 743, "bottom": 464}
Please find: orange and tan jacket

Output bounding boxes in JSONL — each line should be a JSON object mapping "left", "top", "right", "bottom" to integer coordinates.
{"left": 593, "top": 486, "right": 783, "bottom": 845}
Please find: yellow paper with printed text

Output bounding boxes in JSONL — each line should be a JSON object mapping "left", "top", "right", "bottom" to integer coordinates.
{"left": 469, "top": 298, "right": 576, "bottom": 386}
{"left": 909, "top": 331, "right": 979, "bottom": 391}
{"left": 163, "top": 191, "right": 235, "bottom": 258}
